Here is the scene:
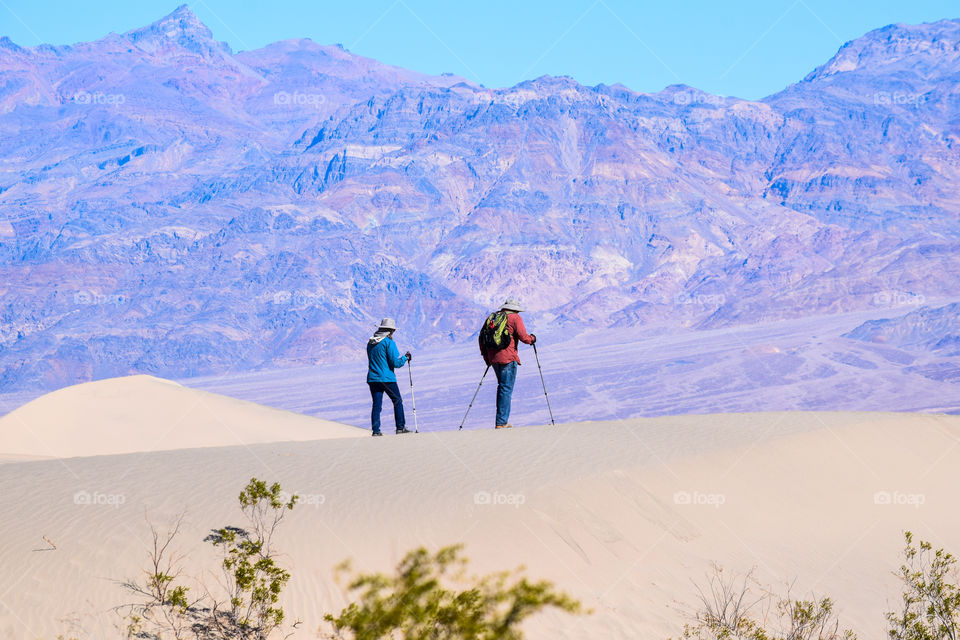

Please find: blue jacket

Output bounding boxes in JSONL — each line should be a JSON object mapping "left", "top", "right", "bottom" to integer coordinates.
{"left": 366, "top": 333, "right": 407, "bottom": 383}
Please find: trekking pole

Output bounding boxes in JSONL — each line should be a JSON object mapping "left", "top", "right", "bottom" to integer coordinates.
{"left": 458, "top": 365, "right": 490, "bottom": 431}
{"left": 408, "top": 360, "right": 419, "bottom": 433}
{"left": 532, "top": 343, "right": 555, "bottom": 426}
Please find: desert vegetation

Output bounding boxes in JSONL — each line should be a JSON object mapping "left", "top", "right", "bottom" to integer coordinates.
{"left": 119, "top": 478, "right": 581, "bottom": 640}
{"left": 675, "top": 532, "right": 959, "bottom": 640}
{"left": 122, "top": 478, "right": 299, "bottom": 639}
{"left": 323, "top": 545, "right": 583, "bottom": 639}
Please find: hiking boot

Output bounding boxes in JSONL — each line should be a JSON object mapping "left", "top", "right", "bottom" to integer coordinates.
{"left": 371, "top": 431, "right": 383, "bottom": 437}
{"left": 495, "top": 423, "right": 513, "bottom": 429}
{"left": 396, "top": 427, "right": 412, "bottom": 434}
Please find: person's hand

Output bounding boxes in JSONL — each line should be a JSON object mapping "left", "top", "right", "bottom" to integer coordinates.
{"left": 530, "top": 334, "right": 537, "bottom": 344}
{"left": 405, "top": 351, "right": 412, "bottom": 361}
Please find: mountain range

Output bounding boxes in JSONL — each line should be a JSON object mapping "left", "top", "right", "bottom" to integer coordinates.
{"left": 1, "top": 6, "right": 958, "bottom": 397}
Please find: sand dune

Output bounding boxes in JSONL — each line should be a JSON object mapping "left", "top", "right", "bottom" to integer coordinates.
{"left": 0, "top": 375, "right": 365, "bottom": 459}
{"left": 0, "top": 411, "right": 958, "bottom": 639}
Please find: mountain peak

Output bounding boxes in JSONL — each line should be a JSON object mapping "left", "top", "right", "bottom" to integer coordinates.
{"left": 804, "top": 18, "right": 960, "bottom": 82}
{"left": 124, "top": 4, "right": 231, "bottom": 56}
{"left": 513, "top": 75, "right": 584, "bottom": 92}
{"left": 0, "top": 36, "right": 24, "bottom": 56}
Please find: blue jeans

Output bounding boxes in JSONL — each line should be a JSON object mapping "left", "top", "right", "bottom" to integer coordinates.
{"left": 369, "top": 381, "right": 405, "bottom": 434}
{"left": 492, "top": 362, "right": 517, "bottom": 426}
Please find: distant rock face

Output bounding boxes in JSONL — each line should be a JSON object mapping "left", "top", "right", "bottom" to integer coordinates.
{"left": 845, "top": 303, "right": 960, "bottom": 356}
{"left": 125, "top": 3, "right": 230, "bottom": 57}
{"left": 804, "top": 19, "right": 960, "bottom": 81}
{"left": 0, "top": 8, "right": 958, "bottom": 392}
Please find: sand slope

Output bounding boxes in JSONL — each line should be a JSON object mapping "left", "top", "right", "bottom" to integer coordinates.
{"left": 0, "top": 375, "right": 364, "bottom": 459}
{"left": 0, "top": 412, "right": 958, "bottom": 639}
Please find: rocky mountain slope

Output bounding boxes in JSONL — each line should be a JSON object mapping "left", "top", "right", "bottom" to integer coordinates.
{"left": 1, "top": 6, "right": 958, "bottom": 393}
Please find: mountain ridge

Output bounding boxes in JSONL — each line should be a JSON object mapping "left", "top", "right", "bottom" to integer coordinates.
{"left": 0, "top": 8, "right": 958, "bottom": 396}
{"left": 802, "top": 18, "right": 960, "bottom": 83}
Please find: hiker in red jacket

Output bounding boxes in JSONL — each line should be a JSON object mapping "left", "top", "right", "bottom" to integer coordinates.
{"left": 478, "top": 298, "right": 536, "bottom": 429}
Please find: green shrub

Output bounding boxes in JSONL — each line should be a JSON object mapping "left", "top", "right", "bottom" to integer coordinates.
{"left": 122, "top": 477, "right": 298, "bottom": 640}
{"left": 205, "top": 478, "right": 298, "bottom": 635}
{"left": 324, "top": 544, "right": 584, "bottom": 639}
{"left": 675, "top": 566, "right": 855, "bottom": 640}
{"left": 887, "top": 531, "right": 960, "bottom": 640}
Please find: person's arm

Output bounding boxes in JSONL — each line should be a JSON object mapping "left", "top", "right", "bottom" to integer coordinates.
{"left": 388, "top": 339, "right": 408, "bottom": 369}
{"left": 512, "top": 314, "right": 535, "bottom": 345}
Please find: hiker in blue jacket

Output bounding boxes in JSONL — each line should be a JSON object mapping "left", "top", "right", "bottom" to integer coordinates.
{"left": 366, "top": 318, "right": 413, "bottom": 436}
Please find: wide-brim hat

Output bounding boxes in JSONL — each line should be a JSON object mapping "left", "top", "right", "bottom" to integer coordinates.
{"left": 500, "top": 298, "right": 524, "bottom": 312}
{"left": 378, "top": 317, "right": 397, "bottom": 330}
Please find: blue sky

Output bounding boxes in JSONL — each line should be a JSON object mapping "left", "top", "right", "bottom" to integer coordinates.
{"left": 1, "top": 0, "right": 957, "bottom": 99}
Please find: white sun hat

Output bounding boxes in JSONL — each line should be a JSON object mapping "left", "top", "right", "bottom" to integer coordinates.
{"left": 500, "top": 298, "right": 524, "bottom": 312}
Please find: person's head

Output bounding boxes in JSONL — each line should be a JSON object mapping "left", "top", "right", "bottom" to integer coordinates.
{"left": 500, "top": 298, "right": 524, "bottom": 314}
{"left": 377, "top": 318, "right": 397, "bottom": 335}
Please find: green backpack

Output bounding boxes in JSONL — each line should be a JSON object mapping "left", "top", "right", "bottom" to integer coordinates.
{"left": 480, "top": 311, "right": 511, "bottom": 351}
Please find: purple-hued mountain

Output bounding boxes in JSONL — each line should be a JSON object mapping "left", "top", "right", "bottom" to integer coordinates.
{"left": 1, "top": 6, "right": 959, "bottom": 398}
{"left": 846, "top": 303, "right": 960, "bottom": 357}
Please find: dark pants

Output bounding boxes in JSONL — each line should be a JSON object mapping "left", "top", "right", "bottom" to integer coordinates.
{"left": 492, "top": 361, "right": 517, "bottom": 426}
{"left": 369, "top": 381, "right": 405, "bottom": 434}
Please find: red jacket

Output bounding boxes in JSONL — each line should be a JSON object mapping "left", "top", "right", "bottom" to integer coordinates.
{"left": 479, "top": 312, "right": 535, "bottom": 366}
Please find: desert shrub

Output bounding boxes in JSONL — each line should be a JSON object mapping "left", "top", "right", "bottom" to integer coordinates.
{"left": 122, "top": 477, "right": 298, "bottom": 640}
{"left": 887, "top": 531, "right": 960, "bottom": 640}
{"left": 323, "top": 544, "right": 583, "bottom": 640}
{"left": 675, "top": 566, "right": 855, "bottom": 640}
{"left": 204, "top": 478, "right": 298, "bottom": 635}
